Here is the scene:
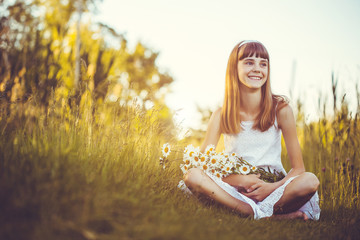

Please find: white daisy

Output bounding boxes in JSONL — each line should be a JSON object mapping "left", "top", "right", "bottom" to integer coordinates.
{"left": 239, "top": 165, "right": 250, "bottom": 175}
{"left": 201, "top": 163, "right": 210, "bottom": 172}
{"left": 184, "top": 144, "right": 194, "bottom": 155}
{"left": 209, "top": 155, "right": 219, "bottom": 167}
{"left": 191, "top": 155, "right": 200, "bottom": 164}
{"left": 205, "top": 144, "right": 216, "bottom": 156}
{"left": 184, "top": 145, "right": 200, "bottom": 159}
{"left": 180, "top": 164, "right": 189, "bottom": 174}
{"left": 223, "top": 164, "right": 233, "bottom": 173}
{"left": 183, "top": 158, "right": 191, "bottom": 166}
{"left": 162, "top": 143, "right": 171, "bottom": 157}
{"left": 251, "top": 166, "right": 257, "bottom": 172}
{"left": 188, "top": 149, "right": 199, "bottom": 158}
{"left": 215, "top": 171, "right": 222, "bottom": 179}
{"left": 199, "top": 154, "right": 207, "bottom": 163}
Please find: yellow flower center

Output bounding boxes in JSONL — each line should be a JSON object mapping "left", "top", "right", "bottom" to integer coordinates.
{"left": 164, "top": 147, "right": 169, "bottom": 153}
{"left": 201, "top": 157, "right": 205, "bottom": 162}
{"left": 194, "top": 156, "right": 199, "bottom": 162}
{"left": 211, "top": 158, "right": 216, "bottom": 164}
{"left": 203, "top": 165, "right": 208, "bottom": 170}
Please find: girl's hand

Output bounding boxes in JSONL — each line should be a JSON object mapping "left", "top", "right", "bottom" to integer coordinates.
{"left": 242, "top": 182, "right": 280, "bottom": 202}
{"left": 222, "top": 174, "right": 263, "bottom": 191}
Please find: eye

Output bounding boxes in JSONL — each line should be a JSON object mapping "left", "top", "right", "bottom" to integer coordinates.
{"left": 245, "top": 61, "right": 253, "bottom": 65}
{"left": 260, "top": 62, "right": 268, "bottom": 67}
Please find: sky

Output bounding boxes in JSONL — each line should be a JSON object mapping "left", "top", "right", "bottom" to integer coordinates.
{"left": 95, "top": 0, "right": 360, "bottom": 133}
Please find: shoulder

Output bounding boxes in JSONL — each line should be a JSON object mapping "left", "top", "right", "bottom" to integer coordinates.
{"left": 273, "top": 95, "right": 292, "bottom": 128}
{"left": 207, "top": 107, "right": 222, "bottom": 130}
{"left": 273, "top": 95, "right": 289, "bottom": 109}
{"left": 209, "top": 107, "right": 222, "bottom": 124}
{"left": 276, "top": 103, "right": 294, "bottom": 130}
{"left": 213, "top": 107, "right": 222, "bottom": 117}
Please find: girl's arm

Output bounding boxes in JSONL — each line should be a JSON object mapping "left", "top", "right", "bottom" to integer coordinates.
{"left": 244, "top": 104, "right": 305, "bottom": 201}
{"left": 222, "top": 174, "right": 262, "bottom": 191}
{"left": 200, "top": 108, "right": 222, "bottom": 152}
{"left": 276, "top": 103, "right": 306, "bottom": 179}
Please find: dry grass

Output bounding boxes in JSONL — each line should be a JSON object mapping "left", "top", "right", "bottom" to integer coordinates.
{"left": 0, "top": 84, "right": 359, "bottom": 240}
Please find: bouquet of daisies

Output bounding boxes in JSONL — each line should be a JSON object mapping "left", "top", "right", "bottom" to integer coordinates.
{"left": 160, "top": 143, "right": 285, "bottom": 184}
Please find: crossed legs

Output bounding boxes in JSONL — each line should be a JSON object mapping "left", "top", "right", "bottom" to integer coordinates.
{"left": 184, "top": 168, "right": 254, "bottom": 216}
{"left": 184, "top": 168, "right": 320, "bottom": 220}
{"left": 271, "top": 172, "right": 319, "bottom": 219}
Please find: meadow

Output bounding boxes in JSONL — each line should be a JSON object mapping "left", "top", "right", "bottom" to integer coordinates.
{"left": 1, "top": 0, "right": 359, "bottom": 239}
{"left": 0, "top": 86, "right": 359, "bottom": 240}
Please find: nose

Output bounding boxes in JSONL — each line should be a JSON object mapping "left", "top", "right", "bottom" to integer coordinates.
{"left": 252, "top": 64, "right": 260, "bottom": 72}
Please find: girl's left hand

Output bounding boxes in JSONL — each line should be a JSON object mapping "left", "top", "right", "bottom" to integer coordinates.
{"left": 242, "top": 182, "right": 279, "bottom": 202}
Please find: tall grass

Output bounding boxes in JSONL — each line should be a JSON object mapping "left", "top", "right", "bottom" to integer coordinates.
{"left": 0, "top": 94, "right": 182, "bottom": 239}
{"left": 0, "top": 81, "right": 360, "bottom": 239}
{"left": 281, "top": 79, "right": 360, "bottom": 215}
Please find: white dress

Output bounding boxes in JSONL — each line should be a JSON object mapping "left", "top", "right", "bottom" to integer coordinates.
{"left": 181, "top": 118, "right": 321, "bottom": 220}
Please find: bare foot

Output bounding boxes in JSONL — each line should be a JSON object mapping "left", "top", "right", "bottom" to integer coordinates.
{"left": 267, "top": 210, "right": 309, "bottom": 221}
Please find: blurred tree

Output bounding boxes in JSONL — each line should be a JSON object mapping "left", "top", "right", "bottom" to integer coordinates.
{"left": 0, "top": 0, "right": 174, "bottom": 114}
{"left": 0, "top": 0, "right": 100, "bottom": 104}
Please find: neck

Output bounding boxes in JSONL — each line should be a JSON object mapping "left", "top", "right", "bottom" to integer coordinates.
{"left": 239, "top": 87, "right": 262, "bottom": 120}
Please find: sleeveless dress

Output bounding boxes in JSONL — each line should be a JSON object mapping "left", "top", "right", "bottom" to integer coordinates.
{"left": 180, "top": 118, "right": 321, "bottom": 220}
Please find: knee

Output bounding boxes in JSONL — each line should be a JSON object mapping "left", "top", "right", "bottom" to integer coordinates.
{"left": 183, "top": 168, "right": 203, "bottom": 189}
{"left": 302, "top": 172, "right": 320, "bottom": 194}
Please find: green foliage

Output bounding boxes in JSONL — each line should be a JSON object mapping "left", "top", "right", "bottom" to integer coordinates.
{"left": 0, "top": 92, "right": 359, "bottom": 240}
{"left": 0, "top": 95, "right": 179, "bottom": 239}
{"left": 281, "top": 78, "right": 360, "bottom": 212}
{"left": 0, "top": 0, "right": 173, "bottom": 112}
{"left": 1, "top": 75, "right": 360, "bottom": 239}
{"left": 0, "top": 1, "right": 359, "bottom": 239}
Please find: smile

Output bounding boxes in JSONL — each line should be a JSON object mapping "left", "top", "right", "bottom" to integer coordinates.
{"left": 248, "top": 76, "right": 262, "bottom": 80}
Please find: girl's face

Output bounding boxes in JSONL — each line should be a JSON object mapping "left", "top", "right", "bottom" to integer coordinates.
{"left": 237, "top": 53, "right": 268, "bottom": 90}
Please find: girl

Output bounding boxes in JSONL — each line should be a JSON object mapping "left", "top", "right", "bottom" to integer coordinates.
{"left": 183, "top": 40, "right": 320, "bottom": 220}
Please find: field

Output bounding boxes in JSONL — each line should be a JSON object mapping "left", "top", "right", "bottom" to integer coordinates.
{"left": 0, "top": 90, "right": 359, "bottom": 240}
{"left": 1, "top": 0, "right": 360, "bottom": 239}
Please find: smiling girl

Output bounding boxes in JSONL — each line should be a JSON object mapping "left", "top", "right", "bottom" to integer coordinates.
{"left": 183, "top": 40, "right": 320, "bottom": 220}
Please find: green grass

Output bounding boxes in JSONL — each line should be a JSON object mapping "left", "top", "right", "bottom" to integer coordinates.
{"left": 0, "top": 95, "right": 359, "bottom": 240}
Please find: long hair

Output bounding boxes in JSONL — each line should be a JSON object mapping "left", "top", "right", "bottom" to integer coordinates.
{"left": 220, "top": 41, "right": 287, "bottom": 134}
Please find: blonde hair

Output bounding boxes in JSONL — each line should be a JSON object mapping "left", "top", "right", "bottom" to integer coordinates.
{"left": 220, "top": 41, "right": 288, "bottom": 134}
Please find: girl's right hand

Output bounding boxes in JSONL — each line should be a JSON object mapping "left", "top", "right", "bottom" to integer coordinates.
{"left": 222, "top": 174, "right": 263, "bottom": 192}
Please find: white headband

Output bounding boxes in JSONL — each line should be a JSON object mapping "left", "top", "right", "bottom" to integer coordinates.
{"left": 238, "top": 40, "right": 261, "bottom": 49}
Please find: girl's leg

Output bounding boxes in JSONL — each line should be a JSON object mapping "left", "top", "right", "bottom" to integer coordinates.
{"left": 273, "top": 172, "right": 319, "bottom": 214}
{"left": 184, "top": 168, "right": 254, "bottom": 216}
